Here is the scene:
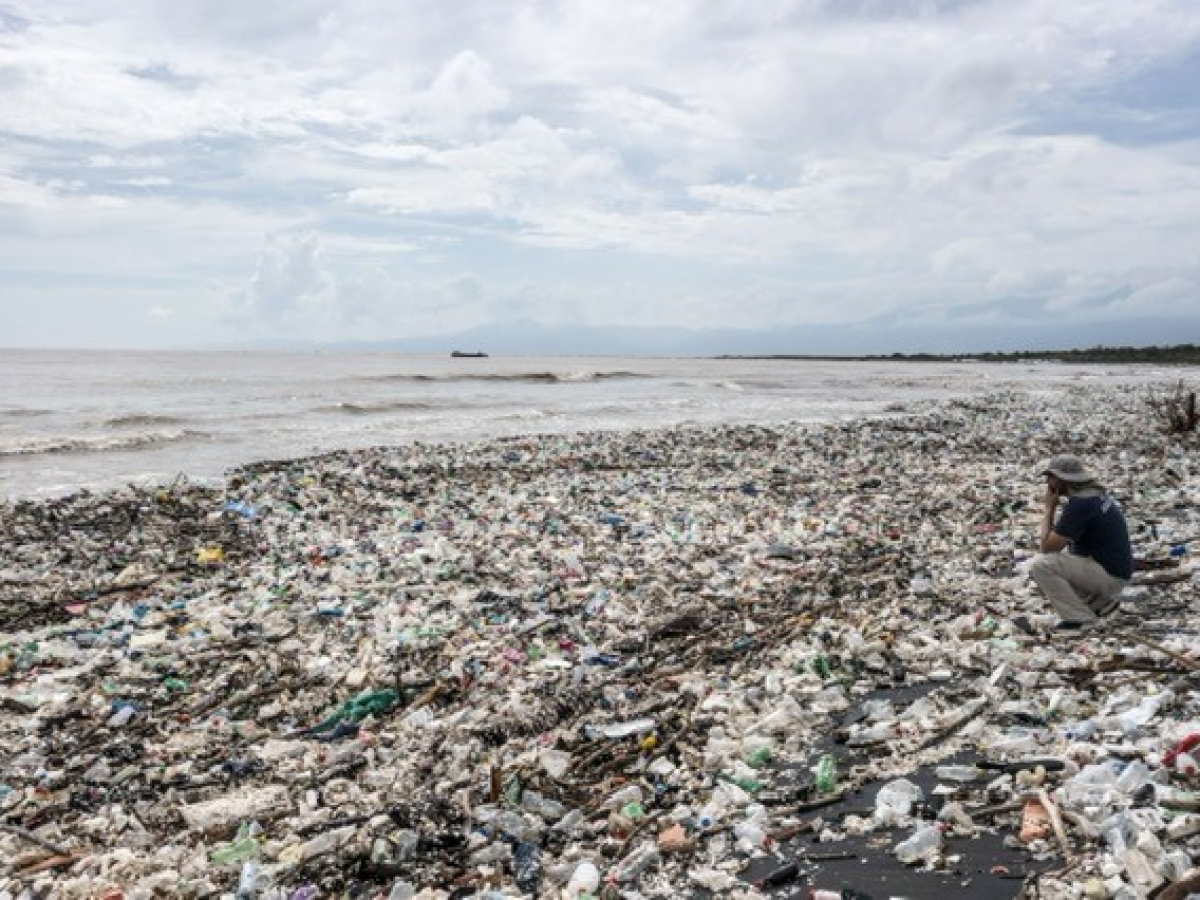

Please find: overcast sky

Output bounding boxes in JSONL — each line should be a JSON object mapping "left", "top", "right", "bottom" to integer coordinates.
{"left": 2, "top": 1, "right": 1200, "bottom": 353}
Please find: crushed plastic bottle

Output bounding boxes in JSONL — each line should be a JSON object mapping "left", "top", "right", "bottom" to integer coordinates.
{"left": 894, "top": 823, "right": 943, "bottom": 864}
{"left": 874, "top": 778, "right": 923, "bottom": 824}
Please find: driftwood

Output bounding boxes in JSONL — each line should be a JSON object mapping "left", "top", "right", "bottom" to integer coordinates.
{"left": 1158, "top": 871, "right": 1200, "bottom": 900}
{"left": 1124, "top": 633, "right": 1200, "bottom": 672}
{"left": 1037, "top": 788, "right": 1074, "bottom": 863}
{"left": 12, "top": 852, "right": 84, "bottom": 877}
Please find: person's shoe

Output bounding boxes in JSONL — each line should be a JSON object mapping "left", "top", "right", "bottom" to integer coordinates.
{"left": 1094, "top": 596, "right": 1121, "bottom": 618}
{"left": 1053, "top": 620, "right": 1095, "bottom": 633}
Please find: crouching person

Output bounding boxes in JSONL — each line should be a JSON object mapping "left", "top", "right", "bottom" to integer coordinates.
{"left": 1030, "top": 454, "right": 1132, "bottom": 632}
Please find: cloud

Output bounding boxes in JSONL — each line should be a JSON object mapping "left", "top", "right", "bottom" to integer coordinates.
{"left": 228, "top": 234, "right": 335, "bottom": 325}
{"left": 2, "top": 0, "right": 1200, "bottom": 350}
{"left": 1112, "top": 277, "right": 1198, "bottom": 315}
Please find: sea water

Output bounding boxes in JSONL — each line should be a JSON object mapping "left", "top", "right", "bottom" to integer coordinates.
{"left": 0, "top": 349, "right": 1186, "bottom": 499}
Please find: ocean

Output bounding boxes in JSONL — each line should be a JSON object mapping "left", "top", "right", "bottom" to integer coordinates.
{"left": 0, "top": 349, "right": 1190, "bottom": 500}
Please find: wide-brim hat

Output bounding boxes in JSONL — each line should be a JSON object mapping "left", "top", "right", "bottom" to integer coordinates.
{"left": 1039, "top": 454, "right": 1098, "bottom": 483}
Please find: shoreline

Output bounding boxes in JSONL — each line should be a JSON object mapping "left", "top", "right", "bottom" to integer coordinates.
{"left": 5, "top": 354, "right": 1196, "bottom": 506}
{"left": 1, "top": 385, "right": 1198, "bottom": 898}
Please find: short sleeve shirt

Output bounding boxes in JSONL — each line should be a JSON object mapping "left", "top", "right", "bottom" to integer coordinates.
{"left": 1055, "top": 494, "right": 1133, "bottom": 580}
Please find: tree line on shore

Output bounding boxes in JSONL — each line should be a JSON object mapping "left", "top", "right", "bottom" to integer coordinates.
{"left": 721, "top": 344, "right": 1200, "bottom": 364}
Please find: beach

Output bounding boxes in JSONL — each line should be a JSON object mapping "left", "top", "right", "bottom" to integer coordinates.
{"left": 1, "top": 379, "right": 1199, "bottom": 898}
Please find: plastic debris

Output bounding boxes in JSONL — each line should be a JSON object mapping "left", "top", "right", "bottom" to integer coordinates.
{"left": 1, "top": 381, "right": 1199, "bottom": 897}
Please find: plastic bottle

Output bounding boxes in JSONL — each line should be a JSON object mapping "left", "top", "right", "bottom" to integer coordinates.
{"left": 552, "top": 808, "right": 585, "bottom": 832}
{"left": 937, "top": 801, "right": 974, "bottom": 829}
{"left": 606, "top": 784, "right": 644, "bottom": 807}
{"left": 1115, "top": 760, "right": 1150, "bottom": 794}
{"left": 512, "top": 841, "right": 542, "bottom": 895}
{"left": 812, "top": 655, "right": 832, "bottom": 679}
{"left": 299, "top": 825, "right": 355, "bottom": 860}
{"left": 235, "top": 861, "right": 259, "bottom": 898}
{"left": 894, "top": 824, "right": 942, "bottom": 863}
{"left": 521, "top": 790, "right": 567, "bottom": 820}
{"left": 613, "top": 844, "right": 660, "bottom": 883}
{"left": 935, "top": 764, "right": 980, "bottom": 783}
{"left": 697, "top": 803, "right": 720, "bottom": 829}
{"left": 486, "top": 810, "right": 536, "bottom": 842}
{"left": 107, "top": 704, "right": 136, "bottom": 727}
{"left": 1116, "top": 690, "right": 1175, "bottom": 735}
{"left": 815, "top": 754, "right": 837, "bottom": 793}
{"left": 565, "top": 860, "right": 601, "bottom": 896}
{"left": 1100, "top": 811, "right": 1138, "bottom": 854}
{"left": 980, "top": 757, "right": 1071, "bottom": 775}
{"left": 874, "top": 778, "right": 923, "bottom": 823}
{"left": 744, "top": 746, "right": 772, "bottom": 768}
{"left": 717, "top": 772, "right": 762, "bottom": 793}
{"left": 848, "top": 722, "right": 892, "bottom": 745}
{"left": 733, "top": 821, "right": 767, "bottom": 850}
{"left": 393, "top": 829, "right": 419, "bottom": 861}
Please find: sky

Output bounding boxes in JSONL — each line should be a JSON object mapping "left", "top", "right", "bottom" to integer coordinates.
{"left": 2, "top": 0, "right": 1200, "bottom": 354}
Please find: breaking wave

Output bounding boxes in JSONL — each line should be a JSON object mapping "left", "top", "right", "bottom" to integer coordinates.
{"left": 317, "top": 401, "right": 436, "bottom": 415}
{"left": 359, "top": 371, "right": 651, "bottom": 385}
{"left": 102, "top": 413, "right": 189, "bottom": 428}
{"left": 0, "top": 429, "right": 205, "bottom": 457}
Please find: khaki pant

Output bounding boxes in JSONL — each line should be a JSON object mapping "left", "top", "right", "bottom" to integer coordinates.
{"left": 1029, "top": 551, "right": 1127, "bottom": 623}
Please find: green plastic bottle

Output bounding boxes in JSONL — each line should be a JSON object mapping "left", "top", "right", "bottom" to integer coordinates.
{"left": 812, "top": 655, "right": 832, "bottom": 679}
{"left": 815, "top": 754, "right": 837, "bottom": 793}
{"left": 745, "top": 746, "right": 772, "bottom": 769}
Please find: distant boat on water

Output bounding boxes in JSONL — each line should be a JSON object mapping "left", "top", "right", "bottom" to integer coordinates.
{"left": 450, "top": 351, "right": 489, "bottom": 358}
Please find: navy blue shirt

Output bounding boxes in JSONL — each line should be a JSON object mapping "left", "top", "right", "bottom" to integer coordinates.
{"left": 1055, "top": 493, "right": 1133, "bottom": 580}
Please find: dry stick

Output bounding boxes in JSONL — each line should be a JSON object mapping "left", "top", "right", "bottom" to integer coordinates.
{"left": 614, "top": 810, "right": 664, "bottom": 859}
{"left": 913, "top": 697, "right": 988, "bottom": 753}
{"left": 1131, "top": 569, "right": 1193, "bottom": 587}
{"left": 14, "top": 853, "right": 83, "bottom": 877}
{"left": 970, "top": 799, "right": 1025, "bottom": 821}
{"left": 405, "top": 681, "right": 446, "bottom": 713}
{"left": 1123, "top": 633, "right": 1200, "bottom": 672}
{"left": 0, "top": 822, "right": 72, "bottom": 856}
{"left": 1036, "top": 789, "right": 1074, "bottom": 863}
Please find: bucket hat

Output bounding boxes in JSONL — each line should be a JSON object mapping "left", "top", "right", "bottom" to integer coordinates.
{"left": 1039, "top": 454, "right": 1098, "bottom": 483}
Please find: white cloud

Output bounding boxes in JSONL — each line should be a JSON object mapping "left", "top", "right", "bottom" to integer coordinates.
{"left": 2, "top": 0, "right": 1200, "bottom": 348}
{"left": 227, "top": 234, "right": 335, "bottom": 326}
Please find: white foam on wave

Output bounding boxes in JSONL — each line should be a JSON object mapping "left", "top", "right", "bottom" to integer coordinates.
{"left": 0, "top": 429, "right": 202, "bottom": 457}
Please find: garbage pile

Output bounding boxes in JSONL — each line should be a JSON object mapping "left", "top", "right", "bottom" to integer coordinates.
{"left": 1, "top": 383, "right": 1198, "bottom": 899}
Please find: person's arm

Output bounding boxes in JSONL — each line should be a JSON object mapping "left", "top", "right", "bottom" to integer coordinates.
{"left": 1039, "top": 485, "right": 1070, "bottom": 553}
